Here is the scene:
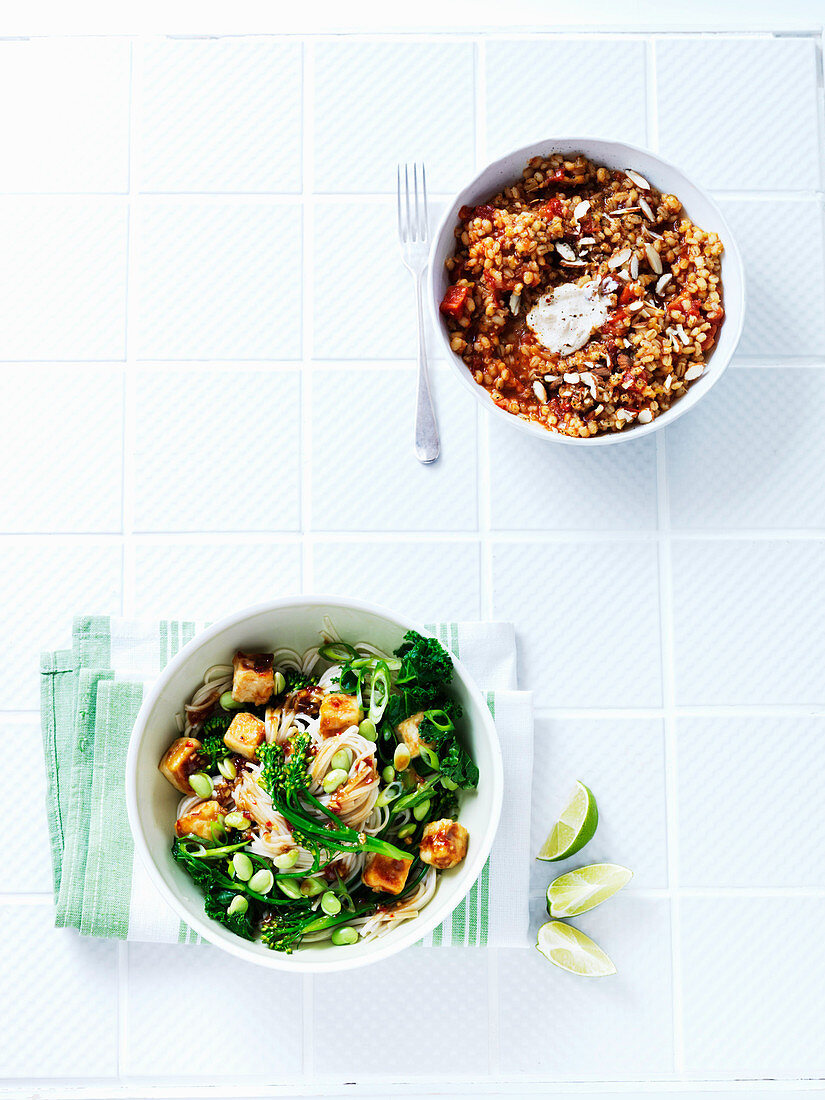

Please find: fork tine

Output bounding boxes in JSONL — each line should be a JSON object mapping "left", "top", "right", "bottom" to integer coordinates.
{"left": 420, "top": 163, "right": 429, "bottom": 242}
{"left": 412, "top": 164, "right": 420, "bottom": 244}
{"left": 404, "top": 164, "right": 412, "bottom": 244}
{"left": 396, "top": 164, "right": 404, "bottom": 242}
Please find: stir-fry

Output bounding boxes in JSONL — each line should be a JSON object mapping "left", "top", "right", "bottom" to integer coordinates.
{"left": 158, "top": 629, "right": 478, "bottom": 952}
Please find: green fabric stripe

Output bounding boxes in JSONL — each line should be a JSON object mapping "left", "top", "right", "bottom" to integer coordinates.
{"left": 467, "top": 878, "right": 480, "bottom": 946}
{"left": 39, "top": 649, "right": 76, "bottom": 894}
{"left": 159, "top": 620, "right": 169, "bottom": 671}
{"left": 72, "top": 615, "right": 112, "bottom": 669}
{"left": 80, "top": 680, "right": 143, "bottom": 938}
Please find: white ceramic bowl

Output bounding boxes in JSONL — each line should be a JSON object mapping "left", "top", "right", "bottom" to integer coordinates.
{"left": 126, "top": 595, "right": 503, "bottom": 973}
{"left": 428, "top": 137, "right": 745, "bottom": 446}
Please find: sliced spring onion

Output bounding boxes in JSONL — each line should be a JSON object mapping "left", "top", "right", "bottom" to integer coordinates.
{"left": 375, "top": 781, "right": 402, "bottom": 809}
{"left": 393, "top": 744, "right": 411, "bottom": 772}
{"left": 397, "top": 822, "right": 416, "bottom": 839}
{"left": 424, "top": 708, "right": 454, "bottom": 733}
{"left": 273, "top": 671, "right": 286, "bottom": 695}
{"left": 368, "top": 660, "right": 391, "bottom": 724}
{"left": 418, "top": 744, "right": 440, "bottom": 771}
{"left": 277, "top": 877, "right": 303, "bottom": 900}
{"left": 319, "top": 641, "right": 360, "bottom": 663}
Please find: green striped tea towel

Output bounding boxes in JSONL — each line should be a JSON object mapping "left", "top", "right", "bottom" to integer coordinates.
{"left": 41, "top": 616, "right": 533, "bottom": 947}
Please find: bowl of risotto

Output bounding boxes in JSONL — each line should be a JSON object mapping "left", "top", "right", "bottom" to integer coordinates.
{"left": 429, "top": 138, "right": 745, "bottom": 444}
{"left": 126, "top": 596, "right": 503, "bottom": 972}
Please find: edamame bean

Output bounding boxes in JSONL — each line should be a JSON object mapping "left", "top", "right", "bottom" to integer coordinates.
{"left": 219, "top": 691, "right": 243, "bottom": 711}
{"left": 413, "top": 798, "right": 431, "bottom": 822}
{"left": 217, "top": 757, "right": 237, "bottom": 780}
{"left": 273, "top": 671, "right": 286, "bottom": 695}
{"left": 381, "top": 765, "right": 395, "bottom": 784}
{"left": 393, "top": 744, "right": 411, "bottom": 772}
{"left": 330, "top": 748, "right": 352, "bottom": 773}
{"left": 299, "top": 877, "right": 326, "bottom": 897}
{"left": 358, "top": 718, "right": 377, "bottom": 742}
{"left": 249, "top": 868, "right": 274, "bottom": 894}
{"left": 331, "top": 926, "right": 359, "bottom": 946}
{"left": 323, "top": 768, "right": 348, "bottom": 794}
{"left": 277, "top": 878, "right": 303, "bottom": 900}
{"left": 320, "top": 891, "right": 342, "bottom": 916}
{"left": 273, "top": 849, "right": 299, "bottom": 870}
{"left": 232, "top": 852, "right": 253, "bottom": 881}
{"left": 189, "top": 772, "right": 213, "bottom": 799}
{"left": 224, "top": 811, "right": 248, "bottom": 830}
{"left": 227, "top": 895, "right": 248, "bottom": 916}
{"left": 397, "top": 822, "right": 416, "bottom": 839}
{"left": 441, "top": 776, "right": 458, "bottom": 791}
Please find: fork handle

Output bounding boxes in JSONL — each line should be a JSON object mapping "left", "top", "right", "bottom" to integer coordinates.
{"left": 413, "top": 274, "right": 440, "bottom": 464}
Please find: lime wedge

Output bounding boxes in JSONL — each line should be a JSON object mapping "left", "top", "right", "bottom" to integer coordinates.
{"left": 537, "top": 781, "right": 598, "bottom": 861}
{"left": 546, "top": 862, "right": 633, "bottom": 917}
{"left": 536, "top": 920, "right": 616, "bottom": 976}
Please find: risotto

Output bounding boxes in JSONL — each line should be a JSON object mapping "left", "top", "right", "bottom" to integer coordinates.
{"left": 440, "top": 154, "right": 725, "bottom": 438}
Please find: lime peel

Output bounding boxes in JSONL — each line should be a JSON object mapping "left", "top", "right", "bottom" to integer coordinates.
{"left": 537, "top": 781, "right": 598, "bottom": 862}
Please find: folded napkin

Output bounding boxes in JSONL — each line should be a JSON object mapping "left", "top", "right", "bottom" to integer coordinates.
{"left": 41, "top": 616, "right": 533, "bottom": 948}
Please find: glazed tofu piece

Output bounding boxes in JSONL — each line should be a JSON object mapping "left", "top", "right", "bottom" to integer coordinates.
{"left": 224, "top": 712, "right": 265, "bottom": 760}
{"left": 232, "top": 651, "right": 275, "bottom": 705}
{"left": 158, "top": 736, "right": 203, "bottom": 794}
{"left": 396, "top": 711, "right": 432, "bottom": 759}
{"left": 419, "top": 819, "right": 469, "bottom": 870}
{"left": 363, "top": 852, "right": 413, "bottom": 895}
{"left": 319, "top": 693, "right": 363, "bottom": 738}
{"left": 175, "top": 800, "right": 224, "bottom": 841}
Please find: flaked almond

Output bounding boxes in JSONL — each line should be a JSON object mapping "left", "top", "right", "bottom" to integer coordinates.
{"left": 556, "top": 241, "right": 577, "bottom": 261}
{"left": 637, "top": 409, "right": 653, "bottom": 423}
{"left": 629, "top": 254, "right": 639, "bottom": 279}
{"left": 639, "top": 197, "right": 655, "bottom": 222}
{"left": 676, "top": 324, "right": 690, "bottom": 346}
{"left": 684, "top": 364, "right": 704, "bottom": 382}
{"left": 509, "top": 290, "right": 521, "bottom": 315}
{"left": 644, "top": 243, "right": 663, "bottom": 275}
{"left": 605, "top": 206, "right": 640, "bottom": 217}
{"left": 616, "top": 408, "right": 635, "bottom": 422}
{"left": 532, "top": 380, "right": 548, "bottom": 402}
{"left": 608, "top": 248, "right": 632, "bottom": 270}
{"left": 625, "top": 169, "right": 650, "bottom": 190}
{"left": 655, "top": 273, "right": 673, "bottom": 296}
{"left": 563, "top": 372, "right": 580, "bottom": 384}
{"left": 579, "top": 236, "right": 596, "bottom": 245}
{"left": 664, "top": 374, "right": 673, "bottom": 391}
{"left": 594, "top": 404, "right": 604, "bottom": 415}
{"left": 573, "top": 199, "right": 591, "bottom": 220}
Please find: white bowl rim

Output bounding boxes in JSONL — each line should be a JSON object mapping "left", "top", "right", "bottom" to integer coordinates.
{"left": 427, "top": 135, "right": 746, "bottom": 447}
{"left": 125, "top": 594, "right": 505, "bottom": 973}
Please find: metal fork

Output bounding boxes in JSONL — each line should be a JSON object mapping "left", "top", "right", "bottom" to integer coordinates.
{"left": 397, "top": 163, "right": 439, "bottom": 464}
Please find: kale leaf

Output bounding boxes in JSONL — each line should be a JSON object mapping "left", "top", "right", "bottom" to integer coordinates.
{"left": 172, "top": 838, "right": 257, "bottom": 940}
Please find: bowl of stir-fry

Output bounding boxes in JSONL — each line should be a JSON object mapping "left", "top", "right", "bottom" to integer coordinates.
{"left": 126, "top": 596, "right": 503, "bottom": 971}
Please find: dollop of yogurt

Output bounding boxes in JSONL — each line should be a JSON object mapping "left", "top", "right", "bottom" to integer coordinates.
{"left": 526, "top": 281, "right": 610, "bottom": 357}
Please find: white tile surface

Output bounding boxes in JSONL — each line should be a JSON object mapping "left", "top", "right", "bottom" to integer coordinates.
{"left": 125, "top": 941, "right": 303, "bottom": 1076}
{"left": 717, "top": 198, "right": 825, "bottom": 358}
{"left": 656, "top": 37, "right": 822, "bottom": 191}
{"left": 492, "top": 540, "right": 663, "bottom": 707}
{"left": 489, "top": 421, "right": 658, "bottom": 531}
{"left": 531, "top": 716, "right": 668, "bottom": 890}
{"left": 0, "top": 903, "right": 118, "bottom": 1077}
{"left": 310, "top": 366, "right": 477, "bottom": 530}
{"left": 680, "top": 896, "right": 825, "bottom": 1077}
{"left": 313, "top": 949, "right": 489, "bottom": 1078}
{"left": 313, "top": 40, "right": 475, "bottom": 194}
{"left": 0, "top": 365, "right": 123, "bottom": 533}
{"left": 677, "top": 715, "right": 825, "bottom": 887}
{"left": 666, "top": 368, "right": 825, "bottom": 529}
{"left": 134, "top": 368, "right": 301, "bottom": 531}
{"left": 486, "top": 39, "right": 648, "bottom": 160}
{"left": 311, "top": 201, "right": 415, "bottom": 359}
{"left": 0, "top": 541, "right": 122, "bottom": 709}
{"left": 0, "top": 200, "right": 128, "bottom": 360}
{"left": 498, "top": 895, "right": 673, "bottom": 1079}
{"left": 139, "top": 38, "right": 302, "bottom": 193}
{"left": 671, "top": 539, "right": 825, "bottom": 706}
{"left": 132, "top": 540, "right": 302, "bottom": 620}
{"left": 0, "top": 718, "right": 53, "bottom": 892}
{"left": 136, "top": 201, "right": 302, "bottom": 359}
{"left": 311, "top": 539, "right": 482, "bottom": 621}
{"left": 0, "top": 39, "right": 130, "bottom": 194}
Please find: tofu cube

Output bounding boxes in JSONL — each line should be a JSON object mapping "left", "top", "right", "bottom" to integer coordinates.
{"left": 175, "top": 800, "right": 225, "bottom": 841}
{"left": 159, "top": 736, "right": 203, "bottom": 794}
{"left": 319, "top": 693, "right": 363, "bottom": 738}
{"left": 396, "top": 711, "right": 432, "bottom": 759}
{"left": 419, "top": 819, "right": 469, "bottom": 870}
{"left": 224, "top": 712, "right": 265, "bottom": 760}
{"left": 362, "top": 852, "right": 413, "bottom": 895}
{"left": 232, "top": 651, "right": 275, "bottom": 705}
